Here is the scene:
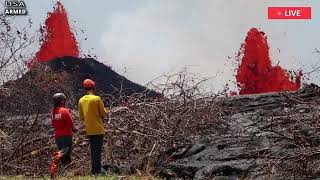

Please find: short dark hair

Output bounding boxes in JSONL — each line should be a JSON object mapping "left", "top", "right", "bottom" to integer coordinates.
{"left": 54, "top": 100, "right": 66, "bottom": 108}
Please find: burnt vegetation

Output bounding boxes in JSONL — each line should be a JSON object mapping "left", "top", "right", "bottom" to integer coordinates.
{"left": 2, "top": 13, "right": 320, "bottom": 180}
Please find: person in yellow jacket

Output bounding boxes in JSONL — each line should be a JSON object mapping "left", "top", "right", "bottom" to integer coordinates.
{"left": 78, "top": 79, "right": 108, "bottom": 175}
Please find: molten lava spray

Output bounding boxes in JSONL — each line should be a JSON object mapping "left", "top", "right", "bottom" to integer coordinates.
{"left": 236, "top": 28, "right": 302, "bottom": 95}
{"left": 29, "top": 1, "right": 79, "bottom": 66}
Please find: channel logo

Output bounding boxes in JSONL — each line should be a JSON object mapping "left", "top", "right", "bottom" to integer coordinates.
{"left": 4, "top": 0, "right": 28, "bottom": 16}
{"left": 268, "top": 7, "right": 311, "bottom": 20}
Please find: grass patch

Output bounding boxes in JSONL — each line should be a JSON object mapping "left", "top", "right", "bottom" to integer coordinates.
{"left": 0, "top": 175, "right": 159, "bottom": 180}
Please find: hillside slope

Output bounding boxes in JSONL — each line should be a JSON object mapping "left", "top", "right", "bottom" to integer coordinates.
{"left": 1, "top": 56, "right": 160, "bottom": 115}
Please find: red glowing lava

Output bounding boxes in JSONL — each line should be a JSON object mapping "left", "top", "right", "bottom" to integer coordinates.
{"left": 236, "top": 28, "right": 302, "bottom": 95}
{"left": 29, "top": 1, "right": 79, "bottom": 66}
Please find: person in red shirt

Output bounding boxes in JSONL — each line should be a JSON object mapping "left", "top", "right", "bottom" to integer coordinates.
{"left": 50, "top": 93, "right": 73, "bottom": 177}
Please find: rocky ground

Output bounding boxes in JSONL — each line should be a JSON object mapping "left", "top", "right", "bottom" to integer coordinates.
{"left": 156, "top": 84, "right": 320, "bottom": 179}
{"left": 1, "top": 84, "right": 320, "bottom": 179}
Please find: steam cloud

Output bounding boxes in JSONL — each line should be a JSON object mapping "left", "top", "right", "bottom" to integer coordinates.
{"left": 100, "top": 0, "right": 318, "bottom": 92}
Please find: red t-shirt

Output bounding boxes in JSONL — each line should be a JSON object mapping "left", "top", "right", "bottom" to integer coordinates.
{"left": 51, "top": 107, "right": 73, "bottom": 137}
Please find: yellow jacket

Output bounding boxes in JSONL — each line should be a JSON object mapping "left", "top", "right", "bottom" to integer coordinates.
{"left": 78, "top": 92, "right": 108, "bottom": 135}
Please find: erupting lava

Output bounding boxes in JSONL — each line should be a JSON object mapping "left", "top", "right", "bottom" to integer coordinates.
{"left": 29, "top": 1, "right": 79, "bottom": 66}
{"left": 236, "top": 28, "right": 302, "bottom": 95}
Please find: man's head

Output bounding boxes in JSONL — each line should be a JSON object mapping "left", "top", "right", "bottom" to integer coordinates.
{"left": 83, "top": 79, "right": 96, "bottom": 92}
{"left": 53, "top": 93, "right": 67, "bottom": 107}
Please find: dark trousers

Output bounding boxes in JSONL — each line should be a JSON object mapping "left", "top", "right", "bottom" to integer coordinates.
{"left": 55, "top": 136, "right": 72, "bottom": 166}
{"left": 88, "top": 135, "right": 104, "bottom": 175}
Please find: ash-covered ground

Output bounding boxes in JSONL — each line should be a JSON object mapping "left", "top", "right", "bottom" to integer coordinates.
{"left": 1, "top": 82, "right": 320, "bottom": 179}
{"left": 1, "top": 57, "right": 320, "bottom": 179}
{"left": 158, "top": 84, "right": 320, "bottom": 179}
{"left": 0, "top": 57, "right": 160, "bottom": 116}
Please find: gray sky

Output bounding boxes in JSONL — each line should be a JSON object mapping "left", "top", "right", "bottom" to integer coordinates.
{"left": 9, "top": 0, "right": 320, "bottom": 92}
